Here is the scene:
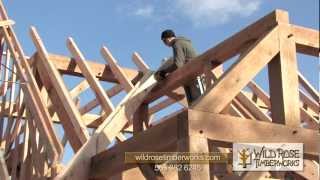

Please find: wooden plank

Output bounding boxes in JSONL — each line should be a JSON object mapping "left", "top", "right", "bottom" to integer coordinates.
{"left": 291, "top": 25, "right": 319, "bottom": 56}
{"left": 0, "top": 48, "right": 10, "bottom": 96}
{"left": 101, "top": 46, "right": 134, "bottom": 92}
{"left": 67, "top": 38, "right": 114, "bottom": 115}
{"left": 3, "top": 65, "right": 17, "bottom": 151}
{"left": 248, "top": 81, "right": 319, "bottom": 130}
{"left": 149, "top": 97, "right": 176, "bottom": 115}
{"left": 0, "top": 86, "right": 8, "bottom": 144}
{"left": 30, "top": 27, "right": 89, "bottom": 151}
{"left": 0, "top": 106, "right": 102, "bottom": 128}
{"left": 192, "top": 26, "right": 279, "bottom": 113}
{"left": 247, "top": 81, "right": 271, "bottom": 108}
{"left": 228, "top": 103, "right": 245, "bottom": 118}
{"left": 300, "top": 108, "right": 319, "bottom": 130}
{"left": 300, "top": 90, "right": 319, "bottom": 113}
{"left": 187, "top": 109, "right": 319, "bottom": 157}
{"left": 268, "top": 24, "right": 300, "bottom": 126}
{"left": 298, "top": 72, "right": 319, "bottom": 102}
{"left": 69, "top": 80, "right": 89, "bottom": 98}
{"left": 231, "top": 99, "right": 256, "bottom": 119}
{"left": 0, "top": 3, "right": 62, "bottom": 161}
{"left": 40, "top": 53, "right": 141, "bottom": 83}
{"left": 79, "top": 84, "right": 122, "bottom": 114}
{"left": 0, "top": 19, "right": 14, "bottom": 27}
{"left": 4, "top": 105, "right": 25, "bottom": 153}
{"left": 144, "top": 10, "right": 289, "bottom": 103}
{"left": 235, "top": 92, "right": 272, "bottom": 122}
{"left": 132, "top": 52, "right": 150, "bottom": 73}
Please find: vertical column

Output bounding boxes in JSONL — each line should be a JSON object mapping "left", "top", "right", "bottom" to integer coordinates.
{"left": 177, "top": 113, "right": 210, "bottom": 180}
{"left": 268, "top": 24, "right": 300, "bottom": 126}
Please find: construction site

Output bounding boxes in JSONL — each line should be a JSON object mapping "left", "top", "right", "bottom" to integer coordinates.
{"left": 0, "top": 1, "right": 319, "bottom": 180}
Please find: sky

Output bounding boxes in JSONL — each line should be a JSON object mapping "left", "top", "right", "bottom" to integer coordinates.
{"left": 2, "top": 0, "right": 319, "bottom": 164}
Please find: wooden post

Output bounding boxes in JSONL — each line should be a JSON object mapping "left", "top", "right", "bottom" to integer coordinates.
{"left": 177, "top": 135, "right": 210, "bottom": 180}
{"left": 177, "top": 113, "right": 210, "bottom": 180}
{"left": 268, "top": 24, "right": 300, "bottom": 126}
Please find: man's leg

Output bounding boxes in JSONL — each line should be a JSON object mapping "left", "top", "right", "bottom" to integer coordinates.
{"left": 184, "top": 77, "right": 204, "bottom": 105}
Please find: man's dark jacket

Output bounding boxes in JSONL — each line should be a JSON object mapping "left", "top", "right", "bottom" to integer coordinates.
{"left": 157, "top": 37, "right": 201, "bottom": 104}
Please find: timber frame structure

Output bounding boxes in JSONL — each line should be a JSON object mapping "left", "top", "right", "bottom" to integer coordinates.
{"left": 0, "top": 2, "right": 319, "bottom": 180}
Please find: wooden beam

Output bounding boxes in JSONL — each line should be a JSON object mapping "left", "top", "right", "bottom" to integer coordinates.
{"left": 132, "top": 52, "right": 150, "bottom": 73}
{"left": 148, "top": 97, "right": 176, "bottom": 115}
{"left": 67, "top": 37, "right": 114, "bottom": 115}
{"left": 187, "top": 109, "right": 319, "bottom": 157}
{"left": 298, "top": 72, "right": 319, "bottom": 102}
{"left": 69, "top": 80, "right": 90, "bottom": 98}
{"left": 268, "top": 24, "right": 300, "bottom": 126}
{"left": 231, "top": 98, "right": 257, "bottom": 120}
{"left": 101, "top": 46, "right": 134, "bottom": 92}
{"left": 247, "top": 81, "right": 271, "bottom": 108}
{"left": 79, "top": 84, "right": 122, "bottom": 115}
{"left": 235, "top": 92, "right": 272, "bottom": 122}
{"left": 208, "top": 64, "right": 271, "bottom": 121}
{"left": 41, "top": 53, "right": 141, "bottom": 83}
{"left": 300, "top": 108, "right": 319, "bottom": 130}
{"left": 192, "top": 26, "right": 279, "bottom": 113}
{"left": 0, "top": 48, "right": 10, "bottom": 96}
{"left": 247, "top": 81, "right": 319, "bottom": 130}
{"left": 144, "top": 9, "right": 288, "bottom": 103}
{"left": 0, "top": 104, "right": 102, "bottom": 128}
{"left": 300, "top": 91, "right": 319, "bottom": 114}
{"left": 292, "top": 25, "right": 319, "bottom": 57}
{"left": 0, "top": 19, "right": 14, "bottom": 27}
{"left": 30, "top": 27, "right": 89, "bottom": 151}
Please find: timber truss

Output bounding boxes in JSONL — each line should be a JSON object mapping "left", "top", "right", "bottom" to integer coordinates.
{"left": 0, "top": 2, "right": 319, "bottom": 180}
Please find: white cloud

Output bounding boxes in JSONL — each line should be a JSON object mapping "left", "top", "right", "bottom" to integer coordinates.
{"left": 120, "top": 0, "right": 262, "bottom": 27}
{"left": 133, "top": 5, "right": 154, "bottom": 18}
{"left": 174, "top": 0, "right": 261, "bottom": 26}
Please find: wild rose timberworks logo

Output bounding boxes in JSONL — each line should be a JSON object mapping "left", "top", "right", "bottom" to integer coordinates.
{"left": 238, "top": 148, "right": 252, "bottom": 168}
{"left": 233, "top": 143, "right": 303, "bottom": 171}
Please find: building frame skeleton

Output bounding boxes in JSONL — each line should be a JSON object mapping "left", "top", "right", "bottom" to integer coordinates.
{"left": 0, "top": 2, "right": 319, "bottom": 180}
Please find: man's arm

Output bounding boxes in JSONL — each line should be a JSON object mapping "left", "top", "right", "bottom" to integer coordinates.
{"left": 155, "top": 58, "right": 177, "bottom": 81}
{"left": 158, "top": 58, "right": 177, "bottom": 73}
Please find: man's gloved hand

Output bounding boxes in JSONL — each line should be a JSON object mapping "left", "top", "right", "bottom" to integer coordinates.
{"left": 154, "top": 70, "right": 166, "bottom": 81}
